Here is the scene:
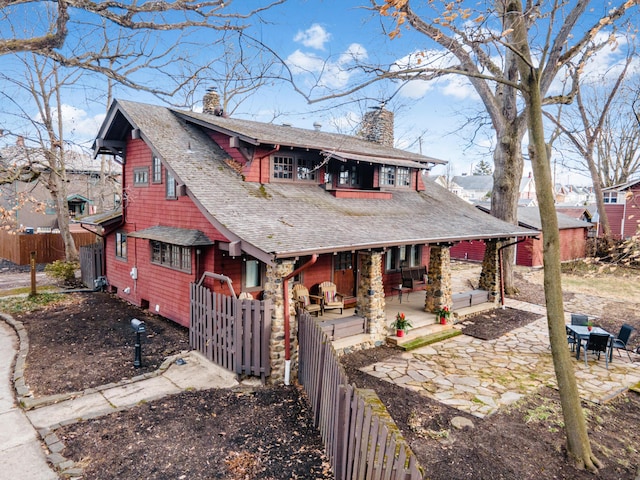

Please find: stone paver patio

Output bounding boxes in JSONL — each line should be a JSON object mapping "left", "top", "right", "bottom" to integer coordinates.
{"left": 361, "top": 299, "right": 640, "bottom": 418}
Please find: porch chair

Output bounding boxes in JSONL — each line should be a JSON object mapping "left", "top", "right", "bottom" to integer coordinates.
{"left": 292, "top": 284, "right": 322, "bottom": 317}
{"left": 583, "top": 332, "right": 611, "bottom": 369}
{"left": 566, "top": 326, "right": 578, "bottom": 352}
{"left": 611, "top": 324, "right": 635, "bottom": 362}
{"left": 318, "top": 281, "right": 344, "bottom": 315}
{"left": 571, "top": 313, "right": 589, "bottom": 326}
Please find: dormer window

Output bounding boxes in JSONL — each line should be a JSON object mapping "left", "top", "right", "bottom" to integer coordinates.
{"left": 272, "top": 154, "right": 318, "bottom": 182}
{"left": 380, "top": 165, "right": 411, "bottom": 188}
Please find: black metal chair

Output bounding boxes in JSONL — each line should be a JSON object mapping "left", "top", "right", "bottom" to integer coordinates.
{"left": 611, "top": 324, "right": 635, "bottom": 361}
{"left": 583, "top": 333, "right": 611, "bottom": 368}
{"left": 571, "top": 313, "right": 589, "bottom": 326}
{"left": 566, "top": 325, "right": 578, "bottom": 352}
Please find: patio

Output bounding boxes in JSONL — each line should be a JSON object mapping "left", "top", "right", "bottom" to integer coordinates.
{"left": 359, "top": 298, "right": 640, "bottom": 417}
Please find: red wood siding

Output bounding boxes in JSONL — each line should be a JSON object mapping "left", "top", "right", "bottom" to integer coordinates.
{"left": 559, "top": 228, "right": 588, "bottom": 261}
{"left": 515, "top": 237, "right": 537, "bottom": 267}
{"left": 450, "top": 241, "right": 486, "bottom": 262}
{"left": 106, "top": 138, "right": 232, "bottom": 327}
{"left": 601, "top": 187, "right": 640, "bottom": 239}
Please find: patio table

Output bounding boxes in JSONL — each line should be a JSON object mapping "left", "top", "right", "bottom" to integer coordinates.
{"left": 566, "top": 325, "right": 614, "bottom": 362}
{"left": 391, "top": 285, "right": 410, "bottom": 304}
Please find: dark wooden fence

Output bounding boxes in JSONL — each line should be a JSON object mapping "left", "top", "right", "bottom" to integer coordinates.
{"left": 190, "top": 283, "right": 271, "bottom": 382}
{"left": 79, "top": 242, "right": 104, "bottom": 288}
{"left": 0, "top": 230, "right": 98, "bottom": 265}
{"left": 298, "top": 311, "right": 424, "bottom": 480}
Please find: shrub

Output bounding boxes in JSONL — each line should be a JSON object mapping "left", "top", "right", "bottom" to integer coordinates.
{"left": 44, "top": 260, "right": 80, "bottom": 284}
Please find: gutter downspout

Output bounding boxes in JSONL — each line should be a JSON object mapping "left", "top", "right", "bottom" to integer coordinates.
{"left": 498, "top": 236, "right": 536, "bottom": 308}
{"left": 282, "top": 253, "right": 318, "bottom": 385}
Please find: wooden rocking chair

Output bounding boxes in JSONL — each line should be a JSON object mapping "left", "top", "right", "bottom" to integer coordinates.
{"left": 318, "top": 281, "right": 344, "bottom": 315}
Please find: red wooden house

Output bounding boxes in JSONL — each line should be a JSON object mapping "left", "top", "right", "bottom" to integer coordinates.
{"left": 85, "top": 94, "right": 535, "bottom": 381}
{"left": 451, "top": 206, "right": 592, "bottom": 267}
{"left": 598, "top": 179, "right": 640, "bottom": 239}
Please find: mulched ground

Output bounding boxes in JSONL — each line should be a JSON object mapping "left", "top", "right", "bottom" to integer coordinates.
{"left": 2, "top": 263, "right": 640, "bottom": 480}
{"left": 460, "top": 306, "right": 541, "bottom": 340}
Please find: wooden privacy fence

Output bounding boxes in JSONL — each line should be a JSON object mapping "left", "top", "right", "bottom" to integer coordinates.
{"left": 0, "top": 230, "right": 98, "bottom": 265}
{"left": 190, "top": 283, "right": 271, "bottom": 382}
{"left": 298, "top": 311, "right": 424, "bottom": 480}
{"left": 79, "top": 242, "right": 104, "bottom": 288}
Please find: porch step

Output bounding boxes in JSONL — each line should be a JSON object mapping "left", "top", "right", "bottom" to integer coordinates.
{"left": 453, "top": 301, "right": 497, "bottom": 320}
{"left": 387, "top": 322, "right": 460, "bottom": 350}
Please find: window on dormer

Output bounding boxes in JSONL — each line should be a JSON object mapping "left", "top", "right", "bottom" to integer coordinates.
{"left": 397, "top": 167, "right": 410, "bottom": 187}
{"left": 338, "top": 165, "right": 360, "bottom": 187}
{"left": 272, "top": 155, "right": 319, "bottom": 182}
{"left": 380, "top": 165, "right": 395, "bottom": 186}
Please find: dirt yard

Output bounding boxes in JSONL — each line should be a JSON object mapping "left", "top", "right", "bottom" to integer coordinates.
{"left": 1, "top": 260, "right": 640, "bottom": 479}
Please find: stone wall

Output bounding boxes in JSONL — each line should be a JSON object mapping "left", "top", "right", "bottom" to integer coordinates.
{"left": 262, "top": 260, "right": 295, "bottom": 383}
{"left": 356, "top": 251, "right": 387, "bottom": 339}
{"left": 425, "top": 245, "right": 452, "bottom": 312}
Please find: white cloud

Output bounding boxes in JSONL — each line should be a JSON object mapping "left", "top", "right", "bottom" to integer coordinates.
{"left": 59, "top": 104, "right": 105, "bottom": 141}
{"left": 286, "top": 43, "right": 368, "bottom": 90}
{"left": 294, "top": 24, "right": 331, "bottom": 50}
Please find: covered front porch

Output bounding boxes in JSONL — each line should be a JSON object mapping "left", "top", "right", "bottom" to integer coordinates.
{"left": 315, "top": 259, "right": 497, "bottom": 354}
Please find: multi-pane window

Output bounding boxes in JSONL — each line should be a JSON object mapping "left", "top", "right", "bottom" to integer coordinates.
{"left": 115, "top": 232, "right": 127, "bottom": 259}
{"left": 380, "top": 165, "right": 396, "bottom": 186}
{"left": 603, "top": 192, "right": 618, "bottom": 204}
{"left": 273, "top": 155, "right": 319, "bottom": 182}
{"left": 273, "top": 156, "right": 294, "bottom": 179}
{"left": 152, "top": 157, "right": 162, "bottom": 183}
{"left": 133, "top": 167, "right": 149, "bottom": 186}
{"left": 245, "top": 259, "right": 262, "bottom": 289}
{"left": 338, "top": 165, "right": 360, "bottom": 187}
{"left": 397, "top": 167, "right": 411, "bottom": 187}
{"left": 335, "top": 252, "right": 353, "bottom": 270}
{"left": 150, "top": 241, "right": 191, "bottom": 273}
{"left": 385, "top": 244, "right": 421, "bottom": 272}
{"left": 166, "top": 171, "right": 176, "bottom": 199}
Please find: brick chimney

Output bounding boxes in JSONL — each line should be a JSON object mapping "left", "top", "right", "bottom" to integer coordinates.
{"left": 203, "top": 88, "right": 224, "bottom": 116}
{"left": 358, "top": 105, "right": 394, "bottom": 147}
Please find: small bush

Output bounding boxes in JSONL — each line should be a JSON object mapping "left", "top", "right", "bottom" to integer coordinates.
{"left": 44, "top": 260, "right": 79, "bottom": 284}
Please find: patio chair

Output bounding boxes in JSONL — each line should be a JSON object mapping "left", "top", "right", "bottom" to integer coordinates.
{"left": 583, "top": 332, "right": 611, "bottom": 369}
{"left": 318, "top": 281, "right": 344, "bottom": 315}
{"left": 571, "top": 313, "right": 589, "bottom": 326}
{"left": 566, "top": 325, "right": 578, "bottom": 352}
{"left": 611, "top": 324, "right": 635, "bottom": 362}
{"left": 292, "top": 284, "right": 322, "bottom": 317}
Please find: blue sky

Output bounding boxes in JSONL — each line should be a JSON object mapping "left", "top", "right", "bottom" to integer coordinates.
{"left": 1, "top": 0, "right": 638, "bottom": 186}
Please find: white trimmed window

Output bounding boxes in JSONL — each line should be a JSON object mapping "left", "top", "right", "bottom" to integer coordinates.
{"left": 133, "top": 167, "right": 149, "bottom": 186}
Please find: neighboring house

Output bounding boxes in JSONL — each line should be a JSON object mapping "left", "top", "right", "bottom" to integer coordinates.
{"left": 555, "top": 184, "right": 594, "bottom": 205}
{"left": 84, "top": 95, "right": 535, "bottom": 381}
{"left": 445, "top": 173, "right": 537, "bottom": 204}
{"left": 0, "top": 142, "right": 121, "bottom": 232}
{"left": 598, "top": 179, "right": 640, "bottom": 239}
{"left": 451, "top": 206, "right": 592, "bottom": 267}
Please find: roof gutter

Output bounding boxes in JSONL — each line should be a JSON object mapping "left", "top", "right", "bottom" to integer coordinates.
{"left": 281, "top": 254, "right": 318, "bottom": 385}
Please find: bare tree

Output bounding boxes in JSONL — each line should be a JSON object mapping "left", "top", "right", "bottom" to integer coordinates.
{"left": 544, "top": 42, "right": 638, "bottom": 240}
{"left": 0, "top": 1, "right": 284, "bottom": 56}
{"left": 368, "top": 0, "right": 637, "bottom": 470}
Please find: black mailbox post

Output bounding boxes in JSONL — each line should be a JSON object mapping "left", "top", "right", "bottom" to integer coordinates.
{"left": 130, "top": 318, "right": 146, "bottom": 368}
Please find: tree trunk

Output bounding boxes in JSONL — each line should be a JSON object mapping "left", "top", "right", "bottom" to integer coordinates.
{"left": 489, "top": 126, "right": 524, "bottom": 293}
{"left": 507, "top": 0, "right": 600, "bottom": 470}
{"left": 47, "top": 154, "right": 79, "bottom": 262}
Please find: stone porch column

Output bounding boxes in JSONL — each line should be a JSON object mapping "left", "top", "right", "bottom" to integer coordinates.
{"left": 479, "top": 239, "right": 500, "bottom": 303}
{"left": 356, "top": 251, "right": 387, "bottom": 340}
{"left": 262, "top": 259, "right": 295, "bottom": 384}
{"left": 425, "top": 245, "right": 452, "bottom": 312}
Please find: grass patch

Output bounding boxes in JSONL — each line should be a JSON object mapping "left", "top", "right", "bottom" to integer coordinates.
{"left": 0, "top": 285, "right": 56, "bottom": 298}
{"left": 0, "top": 292, "right": 65, "bottom": 314}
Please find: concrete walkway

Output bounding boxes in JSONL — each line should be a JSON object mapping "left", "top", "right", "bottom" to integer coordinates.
{"left": 0, "top": 313, "right": 246, "bottom": 479}
{"left": 0, "top": 321, "right": 58, "bottom": 479}
{"left": 361, "top": 299, "right": 640, "bottom": 418}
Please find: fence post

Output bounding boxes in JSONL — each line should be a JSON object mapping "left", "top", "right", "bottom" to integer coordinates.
{"left": 29, "top": 251, "right": 37, "bottom": 297}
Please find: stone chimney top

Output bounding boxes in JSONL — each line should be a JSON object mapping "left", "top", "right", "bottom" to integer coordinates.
{"left": 16, "top": 136, "right": 25, "bottom": 147}
{"left": 203, "top": 88, "right": 224, "bottom": 117}
{"left": 358, "top": 105, "right": 394, "bottom": 147}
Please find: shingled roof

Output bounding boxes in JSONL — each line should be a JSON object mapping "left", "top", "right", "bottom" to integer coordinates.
{"left": 94, "top": 100, "right": 537, "bottom": 262}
